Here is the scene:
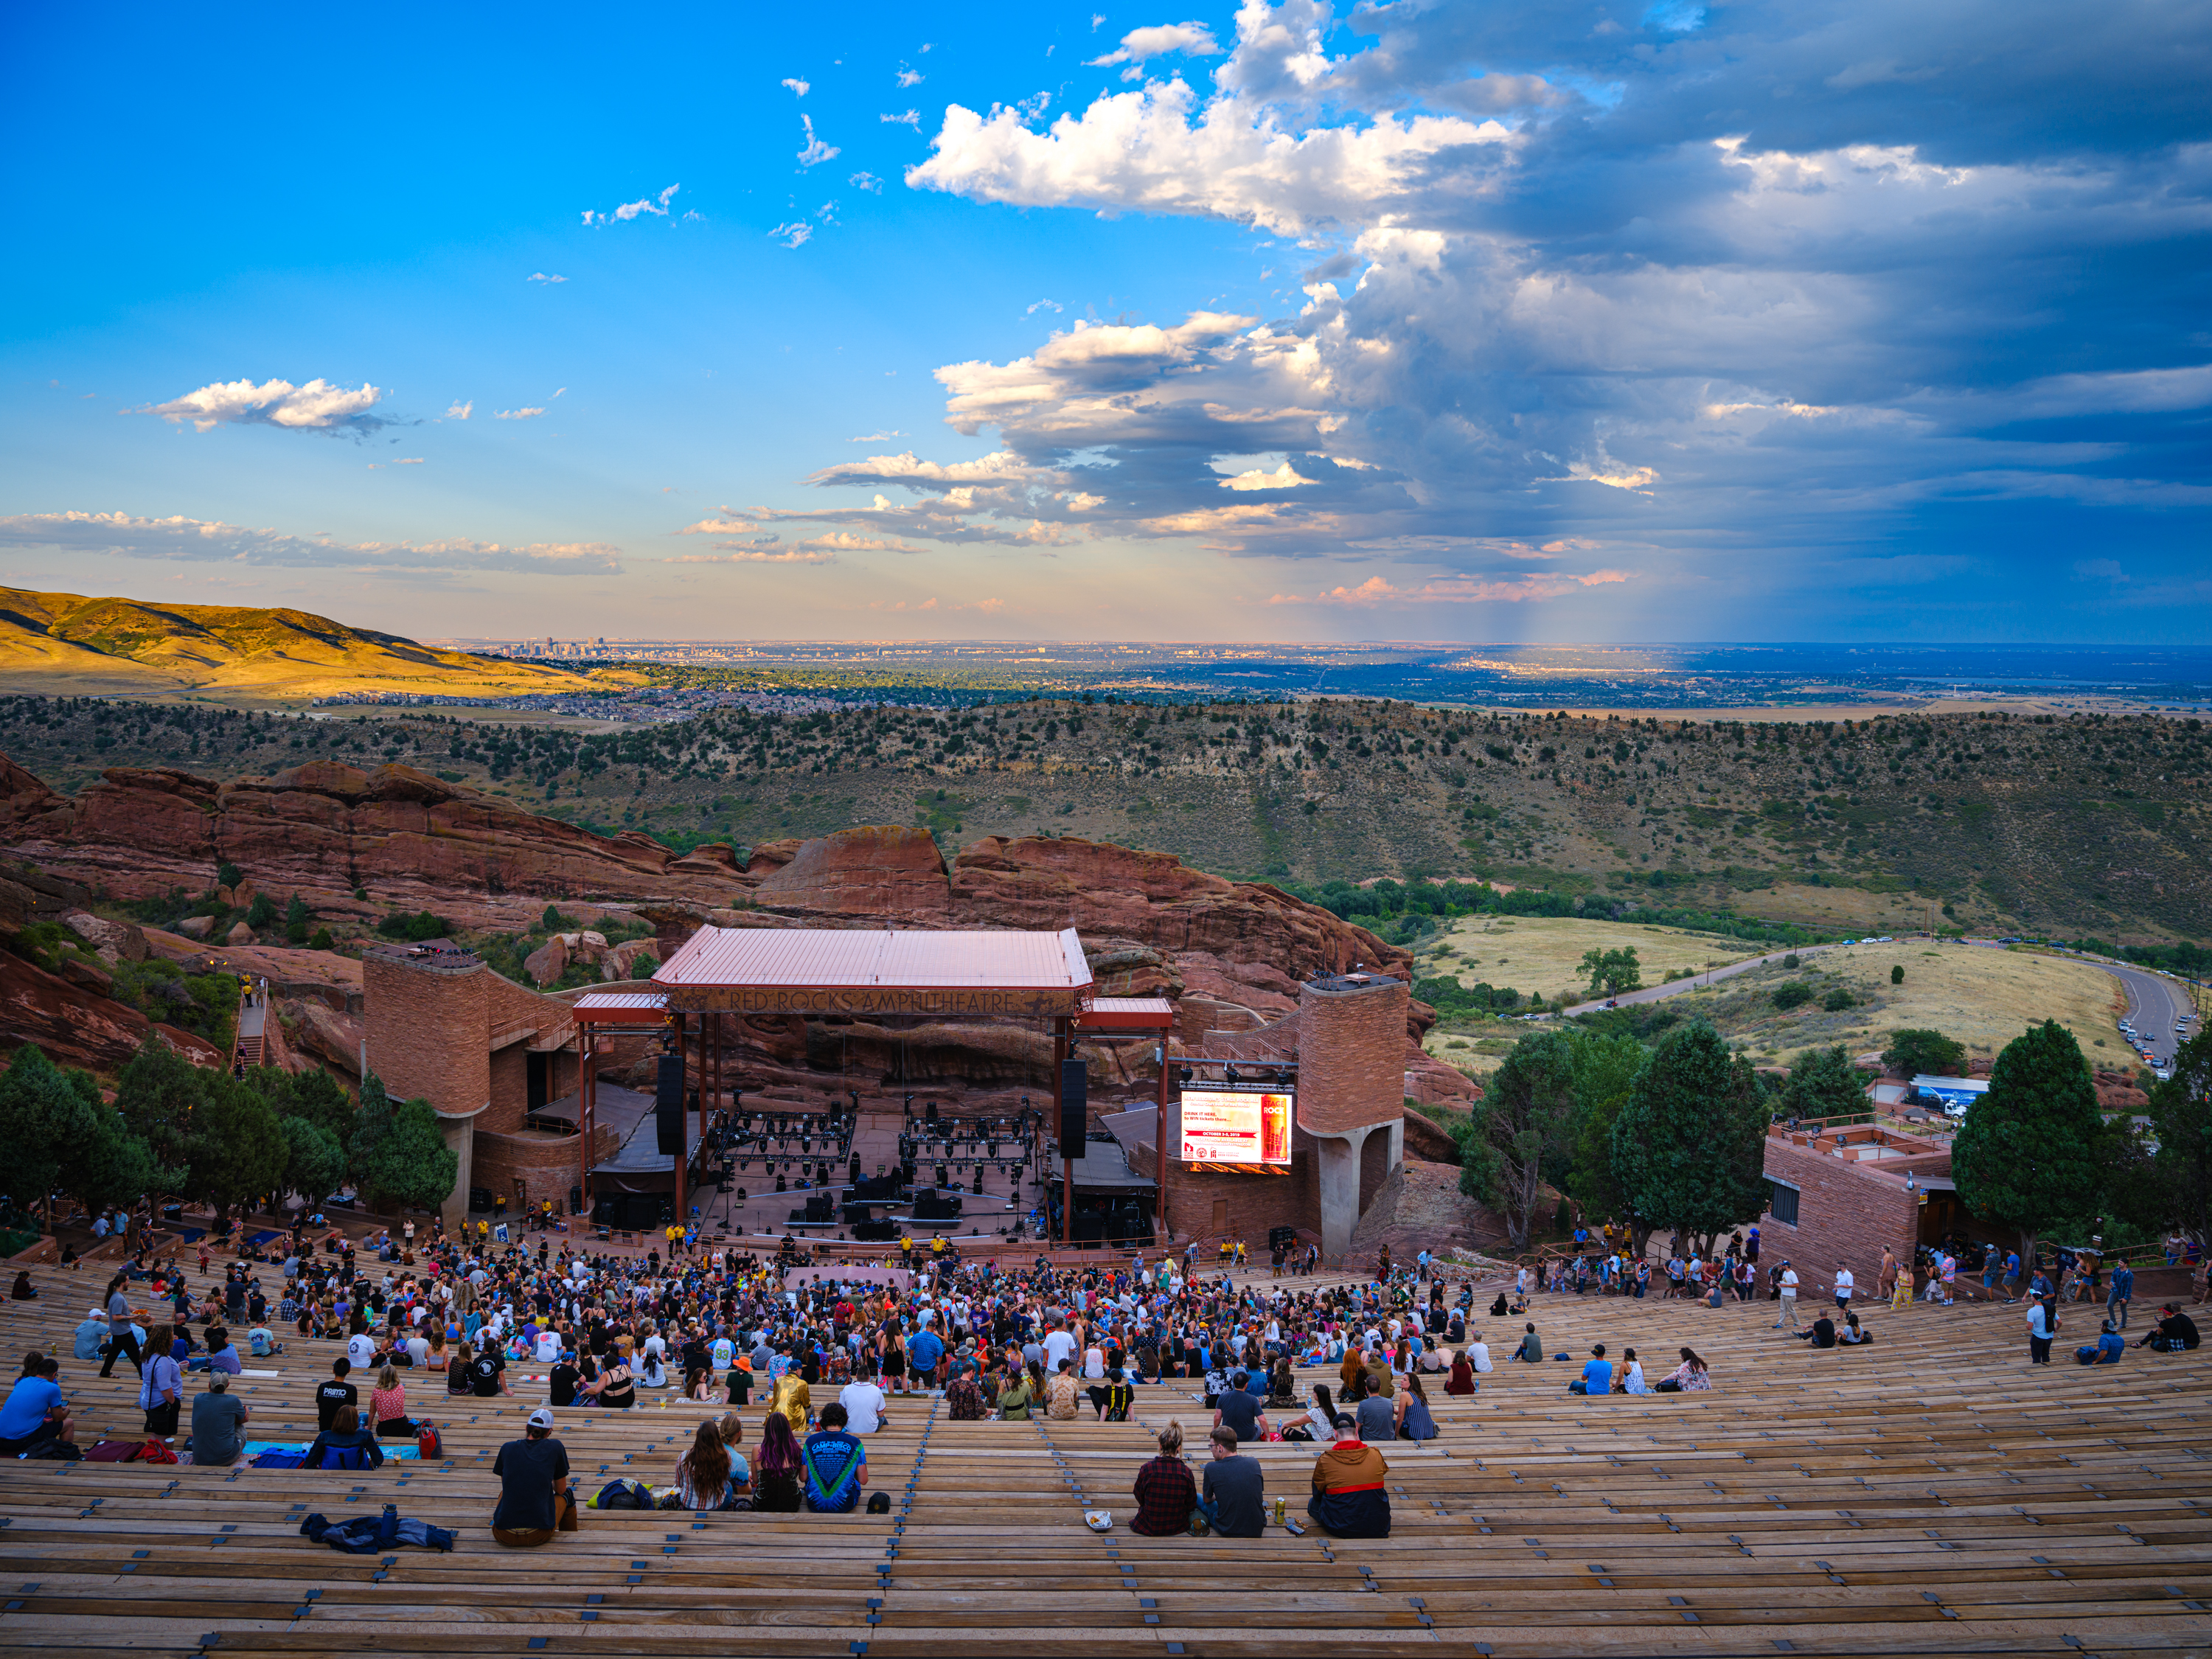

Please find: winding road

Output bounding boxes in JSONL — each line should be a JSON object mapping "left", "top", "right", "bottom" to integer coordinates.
{"left": 1558, "top": 935, "right": 2195, "bottom": 1069}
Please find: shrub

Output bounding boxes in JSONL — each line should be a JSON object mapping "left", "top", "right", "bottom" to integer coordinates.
{"left": 1822, "top": 988, "right": 1854, "bottom": 1012}
{"left": 1772, "top": 981, "right": 1813, "bottom": 1010}
{"left": 1891, "top": 964, "right": 1905, "bottom": 984}
{"left": 1782, "top": 953, "right": 1801, "bottom": 969}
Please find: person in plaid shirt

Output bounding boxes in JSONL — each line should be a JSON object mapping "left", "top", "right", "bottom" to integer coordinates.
{"left": 1130, "top": 1420, "right": 1197, "bottom": 1535}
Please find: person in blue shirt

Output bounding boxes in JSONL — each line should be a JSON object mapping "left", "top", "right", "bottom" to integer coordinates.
{"left": 2107, "top": 1262, "right": 2135, "bottom": 1330}
{"left": 800, "top": 1402, "right": 869, "bottom": 1512}
{"left": 907, "top": 1327, "right": 945, "bottom": 1390}
{"left": 2074, "top": 1321, "right": 2124, "bottom": 1366}
{"left": 1569, "top": 1343, "right": 1614, "bottom": 1397}
{"left": 72, "top": 1308, "right": 109, "bottom": 1363}
{"left": 0, "top": 1357, "right": 74, "bottom": 1453}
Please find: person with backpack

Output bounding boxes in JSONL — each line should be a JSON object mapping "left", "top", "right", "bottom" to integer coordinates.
{"left": 305, "top": 1404, "right": 384, "bottom": 1471}
{"left": 800, "top": 1401, "right": 869, "bottom": 1512}
{"left": 139, "top": 1324, "right": 184, "bottom": 1441}
{"left": 491, "top": 1407, "right": 574, "bottom": 1547}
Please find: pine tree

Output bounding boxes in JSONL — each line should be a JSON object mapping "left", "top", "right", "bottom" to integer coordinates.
{"left": 358, "top": 1097, "right": 459, "bottom": 1216}
{"left": 1610, "top": 1020, "right": 1769, "bottom": 1254}
{"left": 1951, "top": 1019, "right": 2105, "bottom": 1267}
{"left": 1781, "top": 1046, "right": 1868, "bottom": 1122}
{"left": 2146, "top": 1029, "right": 2212, "bottom": 1240}
{"left": 1461, "top": 1028, "right": 1578, "bottom": 1249}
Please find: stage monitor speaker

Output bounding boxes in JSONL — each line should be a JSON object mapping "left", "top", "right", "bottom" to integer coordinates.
{"left": 805, "top": 1193, "right": 834, "bottom": 1223}
{"left": 1058, "top": 1058, "right": 1088, "bottom": 1148}
{"left": 592, "top": 1195, "right": 620, "bottom": 1226}
{"left": 655, "top": 1055, "right": 685, "bottom": 1155}
{"left": 841, "top": 1203, "right": 877, "bottom": 1225}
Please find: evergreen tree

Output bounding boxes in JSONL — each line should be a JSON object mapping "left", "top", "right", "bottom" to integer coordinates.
{"left": 1609, "top": 1020, "right": 1768, "bottom": 1254}
{"left": 352, "top": 1071, "right": 395, "bottom": 1188}
{"left": 112, "top": 1036, "right": 209, "bottom": 1192}
{"left": 279, "top": 1115, "right": 347, "bottom": 1206}
{"left": 358, "top": 1096, "right": 458, "bottom": 1215}
{"left": 1781, "top": 1045, "right": 1868, "bottom": 1121}
{"left": 1883, "top": 1028, "right": 1966, "bottom": 1076}
{"left": 1564, "top": 1029, "right": 1646, "bottom": 1225}
{"left": 1461, "top": 1028, "right": 1578, "bottom": 1249}
{"left": 185, "top": 1076, "right": 288, "bottom": 1225}
{"left": 1951, "top": 1019, "right": 2105, "bottom": 1267}
{"left": 0, "top": 1046, "right": 79, "bottom": 1218}
{"left": 2146, "top": 1028, "right": 2212, "bottom": 1240}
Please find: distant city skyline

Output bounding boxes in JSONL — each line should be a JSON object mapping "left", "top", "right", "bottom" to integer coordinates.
{"left": 3, "top": 1, "right": 2207, "bottom": 644}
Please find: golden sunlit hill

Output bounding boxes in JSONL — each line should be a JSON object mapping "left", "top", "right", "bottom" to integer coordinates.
{"left": 0, "top": 586, "right": 615, "bottom": 703}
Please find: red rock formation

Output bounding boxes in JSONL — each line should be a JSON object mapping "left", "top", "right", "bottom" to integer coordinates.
{"left": 0, "top": 754, "right": 748, "bottom": 914}
{"left": 0, "top": 948, "right": 223, "bottom": 1074}
{"left": 754, "top": 826, "right": 950, "bottom": 917}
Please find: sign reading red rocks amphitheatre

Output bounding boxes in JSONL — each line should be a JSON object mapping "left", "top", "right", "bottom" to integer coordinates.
{"left": 660, "top": 985, "right": 1081, "bottom": 1018}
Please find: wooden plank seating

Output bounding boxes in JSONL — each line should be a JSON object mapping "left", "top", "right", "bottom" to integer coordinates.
{"left": 0, "top": 1262, "right": 2205, "bottom": 1657}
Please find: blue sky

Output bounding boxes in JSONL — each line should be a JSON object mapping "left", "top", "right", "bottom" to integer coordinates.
{"left": 2, "top": 1, "right": 2208, "bottom": 644}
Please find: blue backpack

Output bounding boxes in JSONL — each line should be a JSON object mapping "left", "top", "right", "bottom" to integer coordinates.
{"left": 321, "top": 1442, "right": 373, "bottom": 1471}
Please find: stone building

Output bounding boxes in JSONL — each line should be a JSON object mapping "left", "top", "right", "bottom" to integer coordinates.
{"left": 363, "top": 941, "right": 649, "bottom": 1228}
{"left": 1757, "top": 1122, "right": 1957, "bottom": 1301}
{"left": 1115, "top": 970, "right": 1411, "bottom": 1264}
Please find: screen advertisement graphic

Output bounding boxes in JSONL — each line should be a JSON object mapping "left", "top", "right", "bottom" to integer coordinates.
{"left": 1179, "top": 1088, "right": 1293, "bottom": 1172}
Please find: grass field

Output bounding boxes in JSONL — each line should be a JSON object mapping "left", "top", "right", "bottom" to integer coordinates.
{"left": 1421, "top": 936, "right": 2131, "bottom": 1079}
{"left": 1418, "top": 914, "right": 1770, "bottom": 1006}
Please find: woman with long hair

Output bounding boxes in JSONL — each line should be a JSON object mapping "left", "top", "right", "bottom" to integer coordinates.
{"left": 369, "top": 1363, "right": 417, "bottom": 1437}
{"left": 673, "top": 1419, "right": 737, "bottom": 1510}
{"left": 1289, "top": 1382, "right": 1335, "bottom": 1443}
{"left": 1655, "top": 1346, "right": 1711, "bottom": 1392}
{"left": 1444, "top": 1349, "right": 1477, "bottom": 1396}
{"left": 447, "top": 1341, "right": 476, "bottom": 1397}
{"left": 1394, "top": 1370, "right": 1438, "bottom": 1441}
{"left": 754, "top": 1412, "right": 802, "bottom": 1512}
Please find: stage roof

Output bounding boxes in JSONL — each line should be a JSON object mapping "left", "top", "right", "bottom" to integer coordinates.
{"left": 653, "top": 925, "right": 1092, "bottom": 1017}
{"left": 571, "top": 991, "right": 670, "bottom": 1026}
{"left": 1074, "top": 997, "right": 1174, "bottom": 1033}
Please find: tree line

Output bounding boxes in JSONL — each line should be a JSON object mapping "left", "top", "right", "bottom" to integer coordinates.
{"left": 0, "top": 1041, "right": 458, "bottom": 1230}
{"left": 1457, "top": 1012, "right": 2212, "bottom": 1264}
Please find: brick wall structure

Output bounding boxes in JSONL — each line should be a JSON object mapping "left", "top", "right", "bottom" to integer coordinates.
{"left": 1758, "top": 1131, "right": 1934, "bottom": 1301}
{"left": 1298, "top": 974, "right": 1409, "bottom": 1135}
{"left": 363, "top": 946, "right": 492, "bottom": 1116}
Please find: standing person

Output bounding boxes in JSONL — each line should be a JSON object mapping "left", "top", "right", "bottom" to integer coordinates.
{"left": 188, "top": 1374, "right": 249, "bottom": 1467}
{"left": 490, "top": 1408, "right": 574, "bottom": 1546}
{"left": 2107, "top": 1259, "right": 2135, "bottom": 1332}
{"left": 1833, "top": 1264, "right": 1854, "bottom": 1311}
{"left": 2026, "top": 1294, "right": 2056, "bottom": 1365}
{"left": 1131, "top": 1422, "right": 1199, "bottom": 1537}
{"left": 97, "top": 1275, "right": 147, "bottom": 1379}
{"left": 1772, "top": 1262, "right": 1801, "bottom": 1332}
{"left": 139, "top": 1324, "right": 184, "bottom": 1441}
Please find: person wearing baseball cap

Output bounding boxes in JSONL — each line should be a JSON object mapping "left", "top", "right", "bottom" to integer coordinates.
{"left": 491, "top": 1406, "right": 575, "bottom": 1547}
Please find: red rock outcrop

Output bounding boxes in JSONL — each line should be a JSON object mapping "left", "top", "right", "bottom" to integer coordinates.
{"left": 0, "top": 754, "right": 750, "bottom": 915}
{"left": 754, "top": 826, "right": 950, "bottom": 917}
{"left": 0, "top": 948, "right": 223, "bottom": 1074}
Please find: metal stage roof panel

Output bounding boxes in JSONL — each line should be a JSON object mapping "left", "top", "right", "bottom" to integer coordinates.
{"left": 653, "top": 925, "right": 1093, "bottom": 1017}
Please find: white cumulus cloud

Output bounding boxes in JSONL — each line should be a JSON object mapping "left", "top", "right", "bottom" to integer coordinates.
{"left": 139, "top": 378, "right": 392, "bottom": 437}
{"left": 445, "top": 401, "right": 473, "bottom": 420}
{"left": 495, "top": 406, "right": 546, "bottom": 420}
{"left": 782, "top": 77, "right": 810, "bottom": 97}
{"left": 796, "top": 115, "right": 839, "bottom": 168}
{"left": 527, "top": 272, "right": 568, "bottom": 283}
{"left": 583, "top": 185, "right": 681, "bottom": 225}
{"left": 1087, "top": 21, "right": 1222, "bottom": 74}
